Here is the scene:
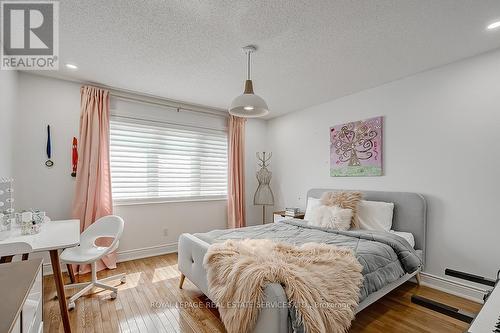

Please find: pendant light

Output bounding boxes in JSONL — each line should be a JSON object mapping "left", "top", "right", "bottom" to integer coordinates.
{"left": 229, "top": 45, "right": 269, "bottom": 118}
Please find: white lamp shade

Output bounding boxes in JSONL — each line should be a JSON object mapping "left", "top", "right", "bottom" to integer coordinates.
{"left": 229, "top": 93, "right": 269, "bottom": 118}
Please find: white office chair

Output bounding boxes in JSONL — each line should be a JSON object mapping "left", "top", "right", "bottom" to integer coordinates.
{"left": 60, "top": 215, "right": 126, "bottom": 310}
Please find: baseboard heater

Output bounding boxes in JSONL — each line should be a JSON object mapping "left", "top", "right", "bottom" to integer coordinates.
{"left": 411, "top": 268, "right": 500, "bottom": 332}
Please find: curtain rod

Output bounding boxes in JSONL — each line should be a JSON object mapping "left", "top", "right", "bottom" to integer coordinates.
{"left": 109, "top": 90, "right": 229, "bottom": 119}
{"left": 23, "top": 72, "right": 229, "bottom": 119}
{"left": 112, "top": 114, "right": 228, "bottom": 133}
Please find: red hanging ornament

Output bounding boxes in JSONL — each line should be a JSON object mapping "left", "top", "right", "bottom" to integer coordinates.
{"left": 71, "top": 137, "right": 78, "bottom": 177}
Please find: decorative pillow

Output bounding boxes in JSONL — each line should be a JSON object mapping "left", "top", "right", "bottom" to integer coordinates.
{"left": 320, "top": 191, "right": 363, "bottom": 228}
{"left": 304, "top": 197, "right": 321, "bottom": 221}
{"left": 358, "top": 200, "right": 394, "bottom": 232}
{"left": 308, "top": 205, "right": 353, "bottom": 231}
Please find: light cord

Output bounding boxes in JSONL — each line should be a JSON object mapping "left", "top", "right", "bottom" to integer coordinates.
{"left": 247, "top": 50, "right": 251, "bottom": 80}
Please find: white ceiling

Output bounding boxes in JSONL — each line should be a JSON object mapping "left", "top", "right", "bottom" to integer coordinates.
{"left": 37, "top": 0, "right": 500, "bottom": 118}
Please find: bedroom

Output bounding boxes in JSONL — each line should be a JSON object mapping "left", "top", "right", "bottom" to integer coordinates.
{"left": 0, "top": 1, "right": 499, "bottom": 333}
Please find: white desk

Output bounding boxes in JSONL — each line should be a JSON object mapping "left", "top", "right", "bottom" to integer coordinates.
{"left": 0, "top": 220, "right": 80, "bottom": 253}
{"left": 0, "top": 220, "right": 80, "bottom": 333}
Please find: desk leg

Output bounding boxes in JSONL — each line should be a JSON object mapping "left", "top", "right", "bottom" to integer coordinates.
{"left": 50, "top": 249, "right": 72, "bottom": 333}
{"left": 67, "top": 264, "right": 76, "bottom": 284}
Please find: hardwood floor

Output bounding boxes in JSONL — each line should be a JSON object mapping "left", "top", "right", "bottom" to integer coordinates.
{"left": 43, "top": 253, "right": 481, "bottom": 333}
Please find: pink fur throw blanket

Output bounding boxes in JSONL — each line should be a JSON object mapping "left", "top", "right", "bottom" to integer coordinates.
{"left": 203, "top": 239, "right": 363, "bottom": 333}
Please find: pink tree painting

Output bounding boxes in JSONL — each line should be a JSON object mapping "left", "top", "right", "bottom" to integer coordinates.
{"left": 330, "top": 116, "right": 383, "bottom": 177}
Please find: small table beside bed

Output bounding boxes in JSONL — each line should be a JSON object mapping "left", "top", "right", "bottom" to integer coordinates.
{"left": 178, "top": 189, "right": 427, "bottom": 333}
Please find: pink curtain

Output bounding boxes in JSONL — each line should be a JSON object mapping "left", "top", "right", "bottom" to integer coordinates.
{"left": 227, "top": 115, "right": 246, "bottom": 228}
{"left": 72, "top": 86, "right": 115, "bottom": 274}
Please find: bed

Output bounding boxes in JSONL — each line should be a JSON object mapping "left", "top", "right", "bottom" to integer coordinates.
{"left": 178, "top": 189, "right": 427, "bottom": 333}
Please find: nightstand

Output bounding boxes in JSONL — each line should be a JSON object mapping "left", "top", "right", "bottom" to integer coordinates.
{"left": 273, "top": 211, "right": 305, "bottom": 223}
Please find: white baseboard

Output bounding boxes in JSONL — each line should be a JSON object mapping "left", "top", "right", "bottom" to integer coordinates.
{"left": 42, "top": 242, "right": 178, "bottom": 276}
{"left": 417, "top": 272, "right": 486, "bottom": 303}
{"left": 116, "top": 242, "right": 178, "bottom": 262}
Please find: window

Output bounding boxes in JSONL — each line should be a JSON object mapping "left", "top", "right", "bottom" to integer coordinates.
{"left": 109, "top": 117, "right": 228, "bottom": 203}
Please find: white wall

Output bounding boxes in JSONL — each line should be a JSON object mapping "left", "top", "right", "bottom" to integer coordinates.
{"left": 0, "top": 70, "right": 17, "bottom": 178}
{"left": 268, "top": 49, "right": 500, "bottom": 283}
{"left": 14, "top": 73, "right": 80, "bottom": 219}
{"left": 12, "top": 73, "right": 267, "bottom": 258}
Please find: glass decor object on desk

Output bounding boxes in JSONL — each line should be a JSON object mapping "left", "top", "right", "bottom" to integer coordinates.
{"left": 32, "top": 210, "right": 46, "bottom": 224}
{"left": 20, "top": 210, "right": 44, "bottom": 235}
{"left": 14, "top": 212, "right": 22, "bottom": 225}
{"left": 0, "top": 213, "right": 12, "bottom": 240}
{"left": 0, "top": 177, "right": 14, "bottom": 240}
{"left": 21, "top": 220, "right": 41, "bottom": 235}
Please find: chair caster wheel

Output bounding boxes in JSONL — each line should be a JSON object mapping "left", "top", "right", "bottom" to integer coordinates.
{"left": 110, "top": 291, "right": 117, "bottom": 299}
{"left": 68, "top": 302, "right": 76, "bottom": 310}
{"left": 120, "top": 276, "right": 126, "bottom": 284}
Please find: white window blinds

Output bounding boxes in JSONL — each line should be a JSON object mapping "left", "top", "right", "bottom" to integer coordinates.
{"left": 110, "top": 117, "right": 228, "bottom": 203}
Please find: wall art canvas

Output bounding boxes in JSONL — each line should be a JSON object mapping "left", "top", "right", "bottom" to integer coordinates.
{"left": 330, "top": 116, "right": 383, "bottom": 177}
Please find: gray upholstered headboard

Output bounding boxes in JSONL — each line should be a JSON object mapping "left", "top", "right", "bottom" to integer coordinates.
{"left": 306, "top": 189, "right": 427, "bottom": 252}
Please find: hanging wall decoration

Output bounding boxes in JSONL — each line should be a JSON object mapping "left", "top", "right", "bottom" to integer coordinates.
{"left": 71, "top": 137, "right": 78, "bottom": 177}
{"left": 330, "top": 116, "right": 383, "bottom": 177}
{"left": 45, "top": 125, "right": 54, "bottom": 167}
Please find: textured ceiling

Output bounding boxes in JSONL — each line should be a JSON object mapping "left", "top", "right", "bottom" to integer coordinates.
{"left": 36, "top": 0, "right": 500, "bottom": 118}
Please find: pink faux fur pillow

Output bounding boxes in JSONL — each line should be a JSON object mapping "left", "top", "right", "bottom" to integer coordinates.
{"left": 320, "top": 191, "right": 363, "bottom": 229}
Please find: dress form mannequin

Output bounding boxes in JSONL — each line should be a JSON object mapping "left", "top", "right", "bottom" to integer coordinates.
{"left": 254, "top": 152, "right": 274, "bottom": 223}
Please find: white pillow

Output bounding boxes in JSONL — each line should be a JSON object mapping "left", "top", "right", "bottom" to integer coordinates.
{"left": 304, "top": 197, "right": 321, "bottom": 221}
{"left": 390, "top": 230, "right": 415, "bottom": 248}
{"left": 308, "top": 205, "right": 353, "bottom": 231}
{"left": 357, "top": 200, "right": 394, "bottom": 232}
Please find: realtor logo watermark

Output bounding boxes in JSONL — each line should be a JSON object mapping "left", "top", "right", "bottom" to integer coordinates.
{"left": 1, "top": 1, "right": 59, "bottom": 70}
